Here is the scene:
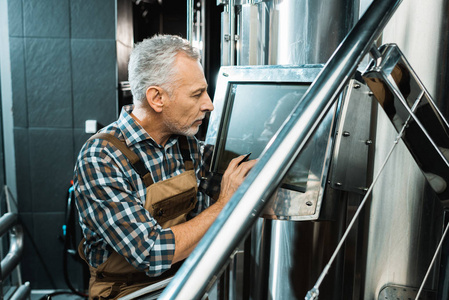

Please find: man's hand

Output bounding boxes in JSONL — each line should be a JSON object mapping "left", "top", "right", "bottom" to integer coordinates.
{"left": 216, "top": 154, "right": 257, "bottom": 207}
{"left": 171, "top": 154, "right": 256, "bottom": 264}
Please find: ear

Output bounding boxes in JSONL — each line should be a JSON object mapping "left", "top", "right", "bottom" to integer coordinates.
{"left": 145, "top": 86, "right": 165, "bottom": 113}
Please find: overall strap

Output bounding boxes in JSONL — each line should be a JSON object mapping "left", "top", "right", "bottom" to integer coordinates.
{"left": 178, "top": 135, "right": 194, "bottom": 171}
{"left": 88, "top": 133, "right": 194, "bottom": 186}
{"left": 88, "top": 132, "right": 154, "bottom": 187}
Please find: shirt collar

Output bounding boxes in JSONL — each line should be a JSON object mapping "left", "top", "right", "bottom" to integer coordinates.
{"left": 117, "top": 105, "right": 179, "bottom": 149}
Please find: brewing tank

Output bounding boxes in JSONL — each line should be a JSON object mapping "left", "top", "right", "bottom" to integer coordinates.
{"left": 221, "top": 0, "right": 358, "bottom": 299}
{"left": 218, "top": 0, "right": 449, "bottom": 299}
{"left": 222, "top": 0, "right": 357, "bottom": 67}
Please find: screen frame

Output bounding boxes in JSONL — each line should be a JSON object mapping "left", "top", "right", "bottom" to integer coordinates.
{"left": 204, "top": 64, "right": 344, "bottom": 221}
{"left": 205, "top": 64, "right": 325, "bottom": 173}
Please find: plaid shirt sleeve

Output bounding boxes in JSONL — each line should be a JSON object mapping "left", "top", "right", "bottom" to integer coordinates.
{"left": 74, "top": 139, "right": 175, "bottom": 277}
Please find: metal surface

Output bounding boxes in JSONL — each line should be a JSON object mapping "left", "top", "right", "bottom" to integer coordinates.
{"left": 436, "top": 0, "right": 449, "bottom": 119}
{"left": 186, "top": 0, "right": 194, "bottom": 44}
{"left": 220, "top": 1, "right": 236, "bottom": 66}
{"left": 379, "top": 0, "right": 449, "bottom": 120}
{"left": 330, "top": 79, "right": 374, "bottom": 194}
{"left": 263, "top": 212, "right": 347, "bottom": 299}
{"left": 229, "top": 0, "right": 235, "bottom": 66}
{"left": 0, "top": 212, "right": 20, "bottom": 280}
{"left": 362, "top": 106, "right": 443, "bottom": 299}
{"left": 118, "top": 277, "right": 171, "bottom": 300}
{"left": 9, "top": 282, "right": 31, "bottom": 300}
{"left": 360, "top": 44, "right": 449, "bottom": 297}
{"left": 363, "top": 44, "right": 449, "bottom": 201}
{"left": 359, "top": 1, "right": 449, "bottom": 297}
{"left": 378, "top": 284, "right": 436, "bottom": 300}
{"left": 236, "top": 4, "right": 258, "bottom": 66}
{"left": 236, "top": 0, "right": 357, "bottom": 66}
{"left": 0, "top": 209, "right": 27, "bottom": 300}
{"left": 416, "top": 218, "right": 449, "bottom": 299}
{"left": 231, "top": 0, "right": 360, "bottom": 299}
{"left": 438, "top": 210, "right": 449, "bottom": 300}
{"left": 205, "top": 66, "right": 323, "bottom": 141}
{"left": 308, "top": 95, "right": 411, "bottom": 298}
{"left": 158, "top": 0, "right": 402, "bottom": 298}
{"left": 206, "top": 64, "right": 338, "bottom": 220}
{"left": 188, "top": 0, "right": 206, "bottom": 68}
{"left": 220, "top": 10, "right": 230, "bottom": 66}
{"left": 251, "top": 186, "right": 350, "bottom": 299}
{"left": 0, "top": 212, "right": 16, "bottom": 237}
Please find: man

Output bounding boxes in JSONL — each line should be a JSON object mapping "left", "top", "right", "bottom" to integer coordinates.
{"left": 73, "top": 34, "right": 255, "bottom": 299}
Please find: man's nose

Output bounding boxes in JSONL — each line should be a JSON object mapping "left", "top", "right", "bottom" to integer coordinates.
{"left": 201, "top": 93, "right": 214, "bottom": 112}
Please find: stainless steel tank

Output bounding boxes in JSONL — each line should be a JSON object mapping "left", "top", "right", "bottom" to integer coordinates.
{"left": 221, "top": 0, "right": 358, "bottom": 299}
{"left": 361, "top": 0, "right": 449, "bottom": 298}
{"left": 218, "top": 0, "right": 449, "bottom": 299}
{"left": 222, "top": 0, "right": 357, "bottom": 66}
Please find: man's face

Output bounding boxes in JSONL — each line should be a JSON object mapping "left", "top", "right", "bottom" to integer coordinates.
{"left": 162, "top": 53, "right": 214, "bottom": 136}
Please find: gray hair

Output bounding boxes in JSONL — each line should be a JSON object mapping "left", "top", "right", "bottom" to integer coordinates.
{"left": 128, "top": 34, "right": 201, "bottom": 104}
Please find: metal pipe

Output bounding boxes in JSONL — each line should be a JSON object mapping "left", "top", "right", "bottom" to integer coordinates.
{"left": 1, "top": 224, "right": 23, "bottom": 280}
{"left": 159, "top": 0, "right": 402, "bottom": 298}
{"left": 10, "top": 281, "right": 31, "bottom": 300}
{"left": 186, "top": 0, "right": 194, "bottom": 44}
{"left": 200, "top": 0, "right": 206, "bottom": 68}
{"left": 0, "top": 212, "right": 23, "bottom": 280}
{"left": 229, "top": 0, "right": 235, "bottom": 65}
{"left": 0, "top": 212, "right": 17, "bottom": 237}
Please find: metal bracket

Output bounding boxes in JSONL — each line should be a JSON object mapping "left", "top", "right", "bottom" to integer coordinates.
{"left": 363, "top": 43, "right": 449, "bottom": 201}
{"left": 329, "top": 79, "right": 374, "bottom": 194}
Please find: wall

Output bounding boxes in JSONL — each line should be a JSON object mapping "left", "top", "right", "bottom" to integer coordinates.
{"left": 6, "top": 0, "right": 117, "bottom": 290}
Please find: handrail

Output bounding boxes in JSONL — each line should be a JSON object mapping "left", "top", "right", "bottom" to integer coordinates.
{"left": 0, "top": 212, "right": 17, "bottom": 237}
{"left": 158, "top": 0, "right": 403, "bottom": 298}
{"left": 0, "top": 188, "right": 30, "bottom": 300}
{"left": 10, "top": 282, "right": 31, "bottom": 300}
{"left": 0, "top": 212, "right": 24, "bottom": 280}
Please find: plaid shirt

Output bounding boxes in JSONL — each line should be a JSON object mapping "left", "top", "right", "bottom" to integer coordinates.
{"left": 74, "top": 105, "right": 212, "bottom": 277}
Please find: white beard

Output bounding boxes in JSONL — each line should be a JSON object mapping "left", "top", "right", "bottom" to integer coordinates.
{"left": 162, "top": 117, "right": 200, "bottom": 137}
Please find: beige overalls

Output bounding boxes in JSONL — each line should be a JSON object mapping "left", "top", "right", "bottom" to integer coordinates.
{"left": 78, "top": 133, "right": 198, "bottom": 299}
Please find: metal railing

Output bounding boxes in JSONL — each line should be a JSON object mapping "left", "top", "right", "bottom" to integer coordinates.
{"left": 0, "top": 213, "right": 21, "bottom": 279}
{"left": 158, "top": 0, "right": 403, "bottom": 298}
{"left": 0, "top": 212, "right": 30, "bottom": 300}
{"left": 0, "top": 187, "right": 30, "bottom": 300}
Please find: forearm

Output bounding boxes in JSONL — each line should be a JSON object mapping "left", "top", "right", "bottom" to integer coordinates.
{"left": 170, "top": 201, "right": 225, "bottom": 264}
{"left": 170, "top": 155, "right": 257, "bottom": 264}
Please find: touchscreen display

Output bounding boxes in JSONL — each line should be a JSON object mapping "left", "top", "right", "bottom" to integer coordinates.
{"left": 215, "top": 83, "right": 312, "bottom": 192}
